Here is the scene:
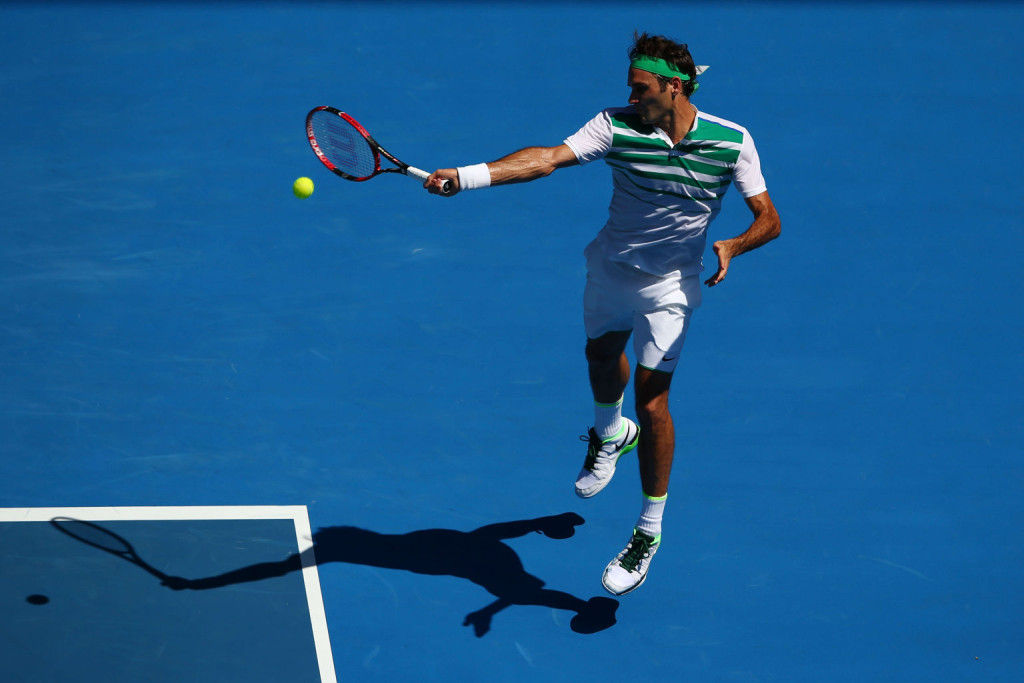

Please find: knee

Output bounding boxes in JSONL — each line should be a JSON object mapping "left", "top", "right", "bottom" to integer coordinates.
{"left": 635, "top": 392, "right": 670, "bottom": 423}
{"left": 634, "top": 371, "right": 672, "bottom": 423}
{"left": 585, "top": 338, "right": 621, "bottom": 367}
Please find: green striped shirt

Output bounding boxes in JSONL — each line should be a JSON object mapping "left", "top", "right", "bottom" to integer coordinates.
{"left": 565, "top": 107, "right": 766, "bottom": 276}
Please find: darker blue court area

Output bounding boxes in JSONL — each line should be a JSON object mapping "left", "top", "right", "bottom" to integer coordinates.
{"left": 2, "top": 2, "right": 1023, "bottom": 681}
{"left": 4, "top": 518, "right": 319, "bottom": 682}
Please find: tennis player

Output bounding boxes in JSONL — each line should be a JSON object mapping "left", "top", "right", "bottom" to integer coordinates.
{"left": 425, "top": 32, "right": 780, "bottom": 595}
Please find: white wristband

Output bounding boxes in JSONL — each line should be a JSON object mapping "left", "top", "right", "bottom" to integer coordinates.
{"left": 457, "top": 163, "right": 491, "bottom": 190}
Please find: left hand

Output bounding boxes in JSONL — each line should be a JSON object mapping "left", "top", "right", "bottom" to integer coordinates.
{"left": 704, "top": 239, "right": 735, "bottom": 287}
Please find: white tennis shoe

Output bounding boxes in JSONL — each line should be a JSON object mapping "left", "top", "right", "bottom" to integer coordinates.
{"left": 601, "top": 528, "right": 661, "bottom": 596}
{"left": 575, "top": 418, "right": 640, "bottom": 498}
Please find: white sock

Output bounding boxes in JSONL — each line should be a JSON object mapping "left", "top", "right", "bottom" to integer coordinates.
{"left": 594, "top": 396, "right": 623, "bottom": 441}
{"left": 636, "top": 493, "right": 667, "bottom": 539}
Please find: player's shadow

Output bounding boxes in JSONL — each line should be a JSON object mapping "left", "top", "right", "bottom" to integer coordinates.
{"left": 163, "top": 512, "right": 618, "bottom": 637}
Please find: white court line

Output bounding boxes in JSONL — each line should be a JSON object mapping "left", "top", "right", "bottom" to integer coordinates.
{"left": 292, "top": 508, "right": 338, "bottom": 683}
{"left": 0, "top": 505, "right": 309, "bottom": 522}
{"left": 0, "top": 505, "right": 337, "bottom": 683}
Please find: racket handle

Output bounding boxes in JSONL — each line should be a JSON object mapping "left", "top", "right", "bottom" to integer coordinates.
{"left": 408, "top": 166, "right": 452, "bottom": 195}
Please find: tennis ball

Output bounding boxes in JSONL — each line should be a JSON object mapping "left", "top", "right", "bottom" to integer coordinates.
{"left": 293, "top": 177, "right": 314, "bottom": 199}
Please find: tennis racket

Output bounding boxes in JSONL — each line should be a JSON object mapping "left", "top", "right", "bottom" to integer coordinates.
{"left": 51, "top": 517, "right": 170, "bottom": 582}
{"left": 306, "top": 106, "right": 451, "bottom": 194}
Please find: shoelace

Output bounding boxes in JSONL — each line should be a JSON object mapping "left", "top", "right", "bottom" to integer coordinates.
{"left": 579, "top": 428, "right": 601, "bottom": 470}
{"left": 618, "top": 531, "right": 656, "bottom": 571}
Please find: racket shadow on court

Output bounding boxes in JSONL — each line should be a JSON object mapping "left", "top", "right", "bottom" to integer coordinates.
{"left": 56, "top": 513, "right": 618, "bottom": 637}
{"left": 50, "top": 517, "right": 172, "bottom": 582}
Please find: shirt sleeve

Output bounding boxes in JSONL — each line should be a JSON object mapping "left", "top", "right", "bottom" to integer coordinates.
{"left": 564, "top": 110, "right": 614, "bottom": 165}
{"left": 733, "top": 130, "right": 768, "bottom": 197}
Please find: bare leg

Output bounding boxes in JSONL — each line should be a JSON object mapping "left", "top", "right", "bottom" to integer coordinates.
{"left": 585, "top": 331, "right": 631, "bottom": 403}
{"left": 633, "top": 366, "right": 674, "bottom": 497}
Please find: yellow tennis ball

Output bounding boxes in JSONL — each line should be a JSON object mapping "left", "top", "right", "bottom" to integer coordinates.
{"left": 293, "top": 177, "right": 314, "bottom": 199}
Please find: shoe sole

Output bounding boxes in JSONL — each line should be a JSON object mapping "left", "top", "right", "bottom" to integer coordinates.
{"left": 574, "top": 428, "right": 640, "bottom": 499}
{"left": 602, "top": 569, "right": 648, "bottom": 596}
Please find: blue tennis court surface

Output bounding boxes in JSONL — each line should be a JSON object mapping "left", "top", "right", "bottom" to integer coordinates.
{"left": 2, "top": 2, "right": 1022, "bottom": 681}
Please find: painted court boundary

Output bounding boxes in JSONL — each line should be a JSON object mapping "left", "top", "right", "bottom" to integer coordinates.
{"left": 0, "top": 505, "right": 337, "bottom": 683}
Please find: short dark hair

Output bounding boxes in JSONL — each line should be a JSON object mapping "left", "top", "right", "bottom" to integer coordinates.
{"left": 629, "top": 31, "right": 698, "bottom": 97}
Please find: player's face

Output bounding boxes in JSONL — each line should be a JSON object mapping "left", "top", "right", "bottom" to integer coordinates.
{"left": 627, "top": 68, "right": 677, "bottom": 126}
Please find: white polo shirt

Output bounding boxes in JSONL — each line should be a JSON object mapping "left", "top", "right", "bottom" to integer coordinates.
{"left": 565, "top": 106, "right": 767, "bottom": 277}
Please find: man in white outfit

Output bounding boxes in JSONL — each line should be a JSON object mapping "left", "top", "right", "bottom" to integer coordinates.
{"left": 425, "top": 32, "right": 781, "bottom": 595}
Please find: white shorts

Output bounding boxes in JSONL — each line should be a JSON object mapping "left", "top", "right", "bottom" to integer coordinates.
{"left": 583, "top": 247, "right": 702, "bottom": 373}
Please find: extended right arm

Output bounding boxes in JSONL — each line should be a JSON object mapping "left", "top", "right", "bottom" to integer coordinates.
{"left": 424, "top": 144, "right": 579, "bottom": 196}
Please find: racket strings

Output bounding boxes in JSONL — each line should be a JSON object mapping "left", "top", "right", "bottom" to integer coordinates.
{"left": 310, "top": 113, "right": 377, "bottom": 178}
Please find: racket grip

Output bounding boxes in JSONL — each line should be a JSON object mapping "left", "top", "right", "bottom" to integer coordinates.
{"left": 408, "top": 167, "right": 453, "bottom": 195}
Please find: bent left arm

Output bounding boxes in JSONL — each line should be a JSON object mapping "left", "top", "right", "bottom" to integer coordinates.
{"left": 704, "top": 191, "right": 781, "bottom": 287}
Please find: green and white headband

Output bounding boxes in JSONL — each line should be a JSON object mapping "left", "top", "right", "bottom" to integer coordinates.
{"left": 630, "top": 55, "right": 709, "bottom": 91}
